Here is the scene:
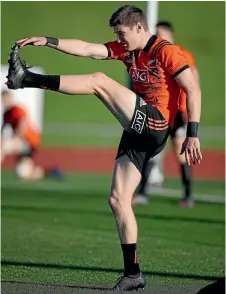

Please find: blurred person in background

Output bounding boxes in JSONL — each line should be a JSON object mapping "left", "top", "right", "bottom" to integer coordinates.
{"left": 6, "top": 5, "right": 202, "bottom": 291}
{"left": 133, "top": 21, "right": 200, "bottom": 208}
{"left": 1, "top": 90, "right": 63, "bottom": 180}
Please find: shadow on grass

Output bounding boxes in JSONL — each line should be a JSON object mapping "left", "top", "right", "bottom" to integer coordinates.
{"left": 1, "top": 279, "right": 112, "bottom": 291}
{"left": 1, "top": 260, "right": 223, "bottom": 281}
{"left": 2, "top": 204, "right": 224, "bottom": 225}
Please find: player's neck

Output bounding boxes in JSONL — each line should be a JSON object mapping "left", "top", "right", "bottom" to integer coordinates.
{"left": 138, "top": 31, "right": 153, "bottom": 51}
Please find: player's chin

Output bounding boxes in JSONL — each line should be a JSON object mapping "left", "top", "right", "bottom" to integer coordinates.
{"left": 126, "top": 47, "right": 134, "bottom": 52}
{"left": 123, "top": 44, "right": 132, "bottom": 52}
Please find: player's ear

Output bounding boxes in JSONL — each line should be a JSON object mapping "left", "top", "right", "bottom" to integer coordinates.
{"left": 136, "top": 22, "right": 142, "bottom": 33}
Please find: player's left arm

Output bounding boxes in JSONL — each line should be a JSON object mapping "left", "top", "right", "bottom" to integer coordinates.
{"left": 158, "top": 44, "right": 202, "bottom": 165}
{"left": 175, "top": 68, "right": 201, "bottom": 124}
{"left": 175, "top": 68, "right": 202, "bottom": 166}
{"left": 184, "top": 49, "right": 200, "bottom": 88}
{"left": 191, "top": 66, "right": 200, "bottom": 89}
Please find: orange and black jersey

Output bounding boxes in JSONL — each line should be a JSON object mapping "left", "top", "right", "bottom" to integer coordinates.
{"left": 3, "top": 105, "right": 41, "bottom": 148}
{"left": 104, "top": 35, "right": 190, "bottom": 127}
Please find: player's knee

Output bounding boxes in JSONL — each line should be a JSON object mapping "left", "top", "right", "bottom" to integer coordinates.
{"left": 108, "top": 190, "right": 121, "bottom": 212}
{"left": 108, "top": 190, "right": 130, "bottom": 212}
{"left": 92, "top": 71, "right": 107, "bottom": 81}
{"left": 91, "top": 72, "right": 108, "bottom": 89}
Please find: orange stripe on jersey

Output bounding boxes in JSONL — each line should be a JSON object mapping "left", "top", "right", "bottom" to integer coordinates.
{"left": 148, "top": 120, "right": 169, "bottom": 127}
{"left": 148, "top": 117, "right": 168, "bottom": 124}
{"left": 152, "top": 40, "right": 172, "bottom": 58}
{"left": 147, "top": 122, "right": 169, "bottom": 131}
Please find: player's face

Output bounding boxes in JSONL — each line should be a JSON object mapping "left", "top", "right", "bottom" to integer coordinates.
{"left": 114, "top": 25, "right": 141, "bottom": 51}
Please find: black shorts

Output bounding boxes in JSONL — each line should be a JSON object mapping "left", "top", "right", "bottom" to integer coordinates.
{"left": 116, "top": 96, "right": 171, "bottom": 175}
{"left": 170, "top": 110, "right": 187, "bottom": 139}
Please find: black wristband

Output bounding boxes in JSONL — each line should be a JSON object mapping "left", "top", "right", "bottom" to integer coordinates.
{"left": 186, "top": 122, "right": 199, "bottom": 137}
{"left": 45, "top": 37, "right": 59, "bottom": 48}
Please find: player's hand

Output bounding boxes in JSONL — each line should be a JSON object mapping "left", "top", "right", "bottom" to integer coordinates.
{"left": 180, "top": 137, "right": 202, "bottom": 166}
{"left": 16, "top": 37, "right": 47, "bottom": 48}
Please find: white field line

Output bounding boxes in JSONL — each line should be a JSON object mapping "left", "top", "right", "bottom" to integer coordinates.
{"left": 148, "top": 187, "right": 225, "bottom": 204}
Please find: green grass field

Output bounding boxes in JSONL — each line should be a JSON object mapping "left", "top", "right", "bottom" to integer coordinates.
{"left": 1, "top": 4, "right": 225, "bottom": 291}
{"left": 2, "top": 172, "right": 225, "bottom": 290}
{"left": 1, "top": 1, "right": 225, "bottom": 129}
{"left": 40, "top": 123, "right": 225, "bottom": 149}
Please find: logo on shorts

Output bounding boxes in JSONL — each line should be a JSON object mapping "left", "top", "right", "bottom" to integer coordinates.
{"left": 140, "top": 98, "right": 146, "bottom": 107}
{"left": 131, "top": 110, "right": 146, "bottom": 134}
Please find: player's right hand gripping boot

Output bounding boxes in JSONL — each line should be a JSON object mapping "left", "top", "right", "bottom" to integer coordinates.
{"left": 6, "top": 44, "right": 32, "bottom": 90}
{"left": 112, "top": 272, "right": 146, "bottom": 291}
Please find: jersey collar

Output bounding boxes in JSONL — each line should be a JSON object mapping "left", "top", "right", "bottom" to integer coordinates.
{"left": 143, "top": 35, "right": 158, "bottom": 52}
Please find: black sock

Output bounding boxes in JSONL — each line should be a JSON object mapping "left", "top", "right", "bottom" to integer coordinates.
{"left": 22, "top": 71, "right": 60, "bottom": 91}
{"left": 181, "top": 163, "right": 192, "bottom": 200}
{"left": 121, "top": 243, "right": 140, "bottom": 277}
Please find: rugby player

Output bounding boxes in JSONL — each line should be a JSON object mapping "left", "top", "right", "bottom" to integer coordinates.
{"left": 1, "top": 90, "right": 63, "bottom": 180}
{"left": 6, "top": 5, "right": 202, "bottom": 291}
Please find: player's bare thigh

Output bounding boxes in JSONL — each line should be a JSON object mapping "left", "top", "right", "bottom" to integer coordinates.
{"left": 60, "top": 73, "right": 137, "bottom": 131}
{"left": 110, "top": 154, "right": 142, "bottom": 204}
{"left": 93, "top": 73, "right": 137, "bottom": 131}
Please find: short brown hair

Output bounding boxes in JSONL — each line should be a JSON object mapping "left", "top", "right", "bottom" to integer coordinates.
{"left": 109, "top": 5, "right": 148, "bottom": 30}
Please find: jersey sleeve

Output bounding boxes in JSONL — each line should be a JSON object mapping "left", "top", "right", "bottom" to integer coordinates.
{"left": 104, "top": 41, "right": 126, "bottom": 60}
{"left": 14, "top": 106, "right": 27, "bottom": 120}
{"left": 182, "top": 48, "right": 196, "bottom": 69}
{"left": 158, "top": 44, "right": 190, "bottom": 78}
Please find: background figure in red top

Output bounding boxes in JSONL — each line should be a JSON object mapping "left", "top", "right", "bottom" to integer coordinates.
{"left": 1, "top": 90, "right": 63, "bottom": 181}
{"left": 6, "top": 5, "right": 202, "bottom": 291}
{"left": 134, "top": 21, "right": 200, "bottom": 207}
